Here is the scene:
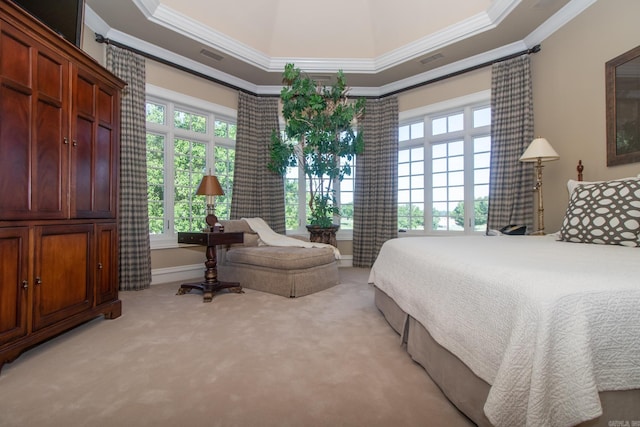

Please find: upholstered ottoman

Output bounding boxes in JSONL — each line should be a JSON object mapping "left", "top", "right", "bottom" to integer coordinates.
{"left": 217, "top": 220, "right": 339, "bottom": 297}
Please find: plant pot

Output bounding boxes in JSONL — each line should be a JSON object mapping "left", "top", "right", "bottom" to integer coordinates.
{"left": 306, "top": 224, "right": 340, "bottom": 247}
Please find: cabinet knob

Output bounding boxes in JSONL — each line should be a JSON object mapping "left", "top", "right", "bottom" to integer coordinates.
{"left": 63, "top": 137, "right": 69, "bottom": 145}
{"left": 22, "top": 280, "right": 28, "bottom": 289}
{"left": 97, "top": 262, "right": 103, "bottom": 270}
{"left": 35, "top": 277, "right": 42, "bottom": 285}
{"left": 72, "top": 140, "right": 78, "bottom": 147}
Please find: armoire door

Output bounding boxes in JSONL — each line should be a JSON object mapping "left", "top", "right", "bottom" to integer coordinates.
{"left": 0, "top": 227, "right": 29, "bottom": 347}
{"left": 0, "top": 18, "right": 69, "bottom": 220}
{"left": 71, "top": 66, "right": 119, "bottom": 219}
{"left": 32, "top": 224, "right": 93, "bottom": 331}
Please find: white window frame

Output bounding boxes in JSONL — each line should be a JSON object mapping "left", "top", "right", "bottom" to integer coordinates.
{"left": 398, "top": 90, "right": 491, "bottom": 236}
{"left": 146, "top": 84, "right": 237, "bottom": 249}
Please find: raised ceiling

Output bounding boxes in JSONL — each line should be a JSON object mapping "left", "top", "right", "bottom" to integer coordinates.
{"left": 84, "top": 0, "right": 595, "bottom": 95}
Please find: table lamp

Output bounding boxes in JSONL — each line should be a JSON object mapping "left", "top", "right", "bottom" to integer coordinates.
{"left": 519, "top": 137, "right": 559, "bottom": 235}
{"left": 196, "top": 174, "right": 224, "bottom": 231}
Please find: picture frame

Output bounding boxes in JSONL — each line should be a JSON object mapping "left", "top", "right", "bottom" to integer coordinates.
{"left": 606, "top": 44, "right": 640, "bottom": 166}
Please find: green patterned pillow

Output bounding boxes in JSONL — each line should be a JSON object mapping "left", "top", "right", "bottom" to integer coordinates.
{"left": 559, "top": 178, "right": 640, "bottom": 247}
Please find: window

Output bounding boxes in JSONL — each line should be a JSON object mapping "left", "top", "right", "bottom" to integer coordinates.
{"left": 282, "top": 141, "right": 357, "bottom": 235}
{"left": 145, "top": 86, "right": 236, "bottom": 248}
{"left": 398, "top": 94, "right": 490, "bottom": 234}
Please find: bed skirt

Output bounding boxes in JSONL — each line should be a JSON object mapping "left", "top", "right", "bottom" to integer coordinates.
{"left": 374, "top": 286, "right": 640, "bottom": 427}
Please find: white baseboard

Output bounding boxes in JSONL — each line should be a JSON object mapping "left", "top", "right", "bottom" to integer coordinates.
{"left": 152, "top": 256, "right": 353, "bottom": 285}
{"left": 337, "top": 255, "right": 353, "bottom": 268}
{"left": 151, "top": 263, "right": 202, "bottom": 285}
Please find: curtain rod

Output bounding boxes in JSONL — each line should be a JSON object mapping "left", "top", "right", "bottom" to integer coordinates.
{"left": 95, "top": 34, "right": 540, "bottom": 99}
{"left": 380, "top": 44, "right": 541, "bottom": 98}
{"left": 95, "top": 34, "right": 259, "bottom": 96}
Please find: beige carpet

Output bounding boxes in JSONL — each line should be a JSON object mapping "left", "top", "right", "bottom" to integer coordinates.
{"left": 0, "top": 268, "right": 474, "bottom": 427}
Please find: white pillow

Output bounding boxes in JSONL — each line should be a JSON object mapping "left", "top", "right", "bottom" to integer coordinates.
{"left": 567, "top": 174, "right": 640, "bottom": 196}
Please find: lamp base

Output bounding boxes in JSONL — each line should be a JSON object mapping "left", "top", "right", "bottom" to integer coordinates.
{"left": 204, "top": 213, "right": 220, "bottom": 232}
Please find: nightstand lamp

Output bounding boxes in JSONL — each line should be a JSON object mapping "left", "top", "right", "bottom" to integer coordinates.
{"left": 519, "top": 137, "right": 559, "bottom": 235}
{"left": 196, "top": 174, "right": 224, "bottom": 231}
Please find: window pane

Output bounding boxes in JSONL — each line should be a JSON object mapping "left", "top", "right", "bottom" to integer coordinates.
{"left": 432, "top": 117, "right": 446, "bottom": 135}
{"left": 175, "top": 109, "right": 207, "bottom": 133}
{"left": 410, "top": 122, "right": 424, "bottom": 139}
{"left": 398, "top": 149, "right": 410, "bottom": 163}
{"left": 398, "top": 163, "right": 410, "bottom": 176}
{"left": 449, "top": 171, "right": 464, "bottom": 186}
{"left": 432, "top": 172, "right": 447, "bottom": 187}
{"left": 399, "top": 125, "right": 410, "bottom": 141}
{"left": 432, "top": 143, "right": 447, "bottom": 158}
{"left": 215, "top": 120, "right": 228, "bottom": 137}
{"left": 448, "top": 113, "right": 463, "bottom": 132}
{"left": 146, "top": 102, "right": 165, "bottom": 124}
{"left": 398, "top": 176, "right": 410, "bottom": 190}
{"left": 475, "top": 152, "right": 491, "bottom": 169}
{"left": 449, "top": 140, "right": 464, "bottom": 156}
{"left": 473, "top": 107, "right": 491, "bottom": 128}
{"left": 448, "top": 156, "right": 464, "bottom": 171}
{"left": 474, "top": 136, "right": 491, "bottom": 153}
{"left": 411, "top": 146, "right": 424, "bottom": 161}
{"left": 432, "top": 158, "right": 447, "bottom": 173}
{"left": 411, "top": 161, "right": 424, "bottom": 175}
{"left": 474, "top": 168, "right": 490, "bottom": 184}
{"left": 411, "top": 175, "right": 424, "bottom": 188}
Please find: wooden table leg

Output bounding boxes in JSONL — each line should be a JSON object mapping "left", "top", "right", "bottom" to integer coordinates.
{"left": 176, "top": 237, "right": 243, "bottom": 302}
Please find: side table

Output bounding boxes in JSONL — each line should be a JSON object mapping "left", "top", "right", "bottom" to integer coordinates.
{"left": 176, "top": 231, "right": 244, "bottom": 302}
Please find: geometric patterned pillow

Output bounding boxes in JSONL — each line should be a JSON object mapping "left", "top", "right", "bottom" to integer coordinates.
{"left": 558, "top": 178, "right": 640, "bottom": 247}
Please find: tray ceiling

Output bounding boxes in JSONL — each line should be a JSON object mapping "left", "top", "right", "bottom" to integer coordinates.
{"left": 84, "top": 0, "right": 594, "bottom": 95}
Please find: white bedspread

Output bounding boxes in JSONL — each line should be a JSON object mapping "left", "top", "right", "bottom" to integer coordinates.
{"left": 369, "top": 235, "right": 640, "bottom": 427}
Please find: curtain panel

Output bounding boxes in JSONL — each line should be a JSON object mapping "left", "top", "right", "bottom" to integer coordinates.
{"left": 353, "top": 96, "right": 399, "bottom": 267}
{"left": 106, "top": 45, "right": 152, "bottom": 291}
{"left": 231, "top": 92, "right": 285, "bottom": 233}
{"left": 487, "top": 55, "right": 534, "bottom": 232}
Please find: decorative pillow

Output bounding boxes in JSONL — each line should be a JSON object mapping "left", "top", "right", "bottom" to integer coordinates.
{"left": 566, "top": 174, "right": 640, "bottom": 196}
{"left": 559, "top": 178, "right": 640, "bottom": 247}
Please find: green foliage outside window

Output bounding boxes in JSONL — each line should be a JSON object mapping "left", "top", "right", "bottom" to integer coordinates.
{"left": 450, "top": 197, "right": 489, "bottom": 229}
{"left": 147, "top": 133, "right": 165, "bottom": 234}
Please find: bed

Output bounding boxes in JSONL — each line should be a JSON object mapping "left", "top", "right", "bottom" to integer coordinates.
{"left": 369, "top": 162, "right": 640, "bottom": 427}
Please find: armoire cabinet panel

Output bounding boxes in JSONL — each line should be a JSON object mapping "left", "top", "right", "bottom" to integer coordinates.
{"left": 32, "top": 224, "right": 93, "bottom": 331}
{"left": 72, "top": 67, "right": 119, "bottom": 219}
{"left": 0, "top": 17, "right": 69, "bottom": 220}
{"left": 0, "top": 227, "right": 29, "bottom": 347}
{"left": 0, "top": 0, "right": 124, "bottom": 374}
{"left": 96, "top": 223, "right": 118, "bottom": 306}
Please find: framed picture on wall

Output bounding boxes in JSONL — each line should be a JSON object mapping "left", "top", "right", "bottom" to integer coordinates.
{"left": 606, "top": 44, "right": 640, "bottom": 166}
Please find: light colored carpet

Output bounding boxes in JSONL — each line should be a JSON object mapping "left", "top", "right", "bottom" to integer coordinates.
{"left": 0, "top": 268, "right": 474, "bottom": 427}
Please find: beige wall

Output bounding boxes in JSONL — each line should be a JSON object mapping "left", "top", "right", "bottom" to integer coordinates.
{"left": 531, "top": 0, "right": 640, "bottom": 233}
{"left": 84, "top": 0, "right": 640, "bottom": 270}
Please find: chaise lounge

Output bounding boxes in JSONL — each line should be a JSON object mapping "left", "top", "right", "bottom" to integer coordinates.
{"left": 217, "top": 219, "right": 340, "bottom": 298}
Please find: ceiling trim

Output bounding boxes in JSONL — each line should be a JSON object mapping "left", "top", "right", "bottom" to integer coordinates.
{"left": 85, "top": 0, "right": 595, "bottom": 98}
{"left": 129, "top": 0, "right": 526, "bottom": 75}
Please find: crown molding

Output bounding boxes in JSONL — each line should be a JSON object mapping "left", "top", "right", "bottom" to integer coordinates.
{"left": 86, "top": 0, "right": 595, "bottom": 99}
{"left": 128, "top": 0, "right": 526, "bottom": 75}
{"left": 524, "top": 0, "right": 597, "bottom": 46}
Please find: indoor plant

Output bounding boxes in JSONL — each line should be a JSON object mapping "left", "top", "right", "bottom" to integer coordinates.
{"left": 268, "top": 63, "right": 365, "bottom": 244}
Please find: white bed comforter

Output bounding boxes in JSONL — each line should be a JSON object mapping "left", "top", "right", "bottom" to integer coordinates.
{"left": 369, "top": 235, "right": 640, "bottom": 427}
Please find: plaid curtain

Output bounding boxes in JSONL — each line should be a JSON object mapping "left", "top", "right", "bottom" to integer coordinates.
{"left": 487, "top": 55, "right": 534, "bottom": 232}
{"left": 353, "top": 96, "right": 399, "bottom": 267}
{"left": 106, "top": 45, "right": 152, "bottom": 291}
{"left": 231, "top": 92, "right": 285, "bottom": 233}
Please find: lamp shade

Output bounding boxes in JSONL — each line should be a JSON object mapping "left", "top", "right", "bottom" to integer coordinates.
{"left": 196, "top": 175, "right": 224, "bottom": 196}
{"left": 519, "top": 137, "right": 560, "bottom": 162}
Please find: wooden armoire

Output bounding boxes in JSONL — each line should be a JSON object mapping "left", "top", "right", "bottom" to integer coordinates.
{"left": 0, "top": 0, "right": 124, "bottom": 373}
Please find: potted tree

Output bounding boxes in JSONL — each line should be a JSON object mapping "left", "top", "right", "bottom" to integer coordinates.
{"left": 268, "top": 63, "right": 365, "bottom": 246}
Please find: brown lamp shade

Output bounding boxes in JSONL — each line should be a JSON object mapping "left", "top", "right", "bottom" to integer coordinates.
{"left": 196, "top": 175, "right": 224, "bottom": 196}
